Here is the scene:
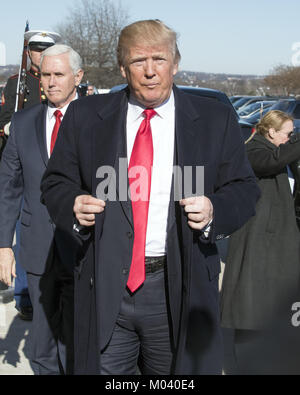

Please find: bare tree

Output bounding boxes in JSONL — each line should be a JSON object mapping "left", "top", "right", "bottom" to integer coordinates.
{"left": 57, "top": 0, "right": 129, "bottom": 88}
{"left": 264, "top": 65, "right": 300, "bottom": 96}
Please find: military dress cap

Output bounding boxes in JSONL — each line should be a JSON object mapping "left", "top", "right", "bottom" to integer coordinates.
{"left": 24, "top": 30, "right": 61, "bottom": 50}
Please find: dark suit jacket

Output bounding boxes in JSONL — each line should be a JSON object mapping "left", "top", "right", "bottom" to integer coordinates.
{"left": 0, "top": 103, "right": 55, "bottom": 275}
{"left": 0, "top": 103, "right": 75, "bottom": 276}
{"left": 41, "top": 86, "right": 260, "bottom": 374}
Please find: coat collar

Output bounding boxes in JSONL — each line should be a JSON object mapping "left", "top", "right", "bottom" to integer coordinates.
{"left": 173, "top": 84, "right": 203, "bottom": 127}
{"left": 168, "top": 86, "right": 207, "bottom": 233}
{"left": 173, "top": 84, "right": 205, "bottom": 170}
{"left": 248, "top": 133, "right": 277, "bottom": 150}
{"left": 29, "top": 68, "right": 41, "bottom": 79}
{"left": 93, "top": 90, "right": 132, "bottom": 228}
{"left": 93, "top": 88, "right": 129, "bottom": 173}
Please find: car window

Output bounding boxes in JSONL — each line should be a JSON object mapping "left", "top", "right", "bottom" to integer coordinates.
{"left": 233, "top": 97, "right": 252, "bottom": 109}
{"left": 238, "top": 102, "right": 262, "bottom": 115}
{"left": 270, "top": 101, "right": 292, "bottom": 112}
{"left": 292, "top": 104, "right": 300, "bottom": 119}
{"left": 246, "top": 107, "right": 270, "bottom": 124}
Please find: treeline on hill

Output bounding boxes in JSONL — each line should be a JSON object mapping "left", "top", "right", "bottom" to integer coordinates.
{"left": 1, "top": 0, "right": 299, "bottom": 96}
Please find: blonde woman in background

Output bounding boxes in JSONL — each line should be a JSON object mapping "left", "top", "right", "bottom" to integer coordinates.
{"left": 221, "top": 110, "right": 300, "bottom": 374}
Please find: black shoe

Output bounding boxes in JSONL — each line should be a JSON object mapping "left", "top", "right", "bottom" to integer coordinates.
{"left": 17, "top": 306, "right": 33, "bottom": 321}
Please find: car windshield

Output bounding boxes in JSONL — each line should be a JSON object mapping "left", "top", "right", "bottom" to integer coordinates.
{"left": 269, "top": 100, "right": 293, "bottom": 112}
{"left": 233, "top": 97, "right": 253, "bottom": 109}
{"left": 238, "top": 101, "right": 276, "bottom": 117}
{"left": 238, "top": 101, "right": 263, "bottom": 116}
{"left": 246, "top": 107, "right": 271, "bottom": 124}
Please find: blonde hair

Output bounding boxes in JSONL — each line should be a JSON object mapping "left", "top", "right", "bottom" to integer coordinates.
{"left": 245, "top": 110, "right": 294, "bottom": 144}
{"left": 117, "top": 19, "right": 181, "bottom": 67}
{"left": 256, "top": 110, "right": 293, "bottom": 137}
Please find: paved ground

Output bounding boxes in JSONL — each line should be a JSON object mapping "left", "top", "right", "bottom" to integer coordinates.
{"left": 0, "top": 231, "right": 34, "bottom": 375}
{"left": 0, "top": 297, "right": 34, "bottom": 375}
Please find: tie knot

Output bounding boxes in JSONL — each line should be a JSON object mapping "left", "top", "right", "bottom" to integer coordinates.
{"left": 143, "top": 109, "right": 156, "bottom": 121}
{"left": 54, "top": 110, "right": 62, "bottom": 120}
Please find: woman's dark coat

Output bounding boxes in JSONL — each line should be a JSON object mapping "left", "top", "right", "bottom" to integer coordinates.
{"left": 221, "top": 133, "right": 300, "bottom": 330}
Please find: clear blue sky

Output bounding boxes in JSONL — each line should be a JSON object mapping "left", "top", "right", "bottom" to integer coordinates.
{"left": 0, "top": 0, "right": 299, "bottom": 75}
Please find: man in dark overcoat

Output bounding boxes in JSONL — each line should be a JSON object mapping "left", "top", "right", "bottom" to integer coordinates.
{"left": 41, "top": 20, "right": 260, "bottom": 375}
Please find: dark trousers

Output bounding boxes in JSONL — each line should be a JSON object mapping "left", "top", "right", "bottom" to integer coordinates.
{"left": 27, "top": 262, "right": 74, "bottom": 375}
{"left": 14, "top": 261, "right": 31, "bottom": 309}
{"left": 100, "top": 267, "right": 173, "bottom": 375}
{"left": 27, "top": 273, "right": 60, "bottom": 375}
{"left": 14, "top": 220, "right": 32, "bottom": 310}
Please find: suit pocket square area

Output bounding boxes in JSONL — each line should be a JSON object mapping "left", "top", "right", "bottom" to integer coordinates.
{"left": 20, "top": 210, "right": 32, "bottom": 227}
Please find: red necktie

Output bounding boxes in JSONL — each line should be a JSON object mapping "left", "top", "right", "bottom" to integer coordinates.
{"left": 50, "top": 110, "right": 63, "bottom": 155}
{"left": 127, "top": 109, "right": 156, "bottom": 293}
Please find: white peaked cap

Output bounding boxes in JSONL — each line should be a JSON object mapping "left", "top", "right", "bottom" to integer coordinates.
{"left": 24, "top": 30, "right": 61, "bottom": 47}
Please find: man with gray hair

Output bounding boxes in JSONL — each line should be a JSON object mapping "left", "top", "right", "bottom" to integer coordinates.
{"left": 0, "top": 44, "right": 84, "bottom": 374}
{"left": 0, "top": 30, "right": 61, "bottom": 323}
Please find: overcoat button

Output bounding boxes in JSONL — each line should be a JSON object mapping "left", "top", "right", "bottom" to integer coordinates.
{"left": 90, "top": 277, "right": 93, "bottom": 287}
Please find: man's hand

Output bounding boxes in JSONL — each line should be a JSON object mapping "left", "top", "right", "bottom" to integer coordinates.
{"left": 180, "top": 196, "right": 213, "bottom": 231}
{"left": 0, "top": 248, "right": 16, "bottom": 287}
{"left": 73, "top": 195, "right": 106, "bottom": 227}
{"left": 4, "top": 122, "right": 11, "bottom": 136}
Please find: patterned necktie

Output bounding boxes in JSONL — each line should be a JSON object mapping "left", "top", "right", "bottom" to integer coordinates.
{"left": 127, "top": 108, "right": 157, "bottom": 293}
{"left": 50, "top": 110, "right": 63, "bottom": 155}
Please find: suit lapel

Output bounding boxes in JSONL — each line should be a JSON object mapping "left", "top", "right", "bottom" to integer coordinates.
{"left": 93, "top": 90, "right": 133, "bottom": 228}
{"left": 35, "top": 104, "right": 48, "bottom": 167}
{"left": 171, "top": 86, "right": 208, "bottom": 299}
{"left": 173, "top": 86, "right": 201, "bottom": 175}
{"left": 114, "top": 124, "right": 133, "bottom": 228}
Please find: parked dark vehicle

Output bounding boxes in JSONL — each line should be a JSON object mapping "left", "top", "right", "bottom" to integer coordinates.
{"left": 109, "top": 84, "right": 127, "bottom": 93}
{"left": 110, "top": 84, "right": 253, "bottom": 140}
{"left": 268, "top": 99, "right": 300, "bottom": 118}
{"left": 243, "top": 98, "right": 300, "bottom": 138}
{"left": 267, "top": 99, "right": 300, "bottom": 133}
{"left": 238, "top": 100, "right": 276, "bottom": 118}
{"left": 233, "top": 96, "right": 264, "bottom": 110}
{"left": 230, "top": 95, "right": 247, "bottom": 104}
{"left": 235, "top": 96, "right": 279, "bottom": 111}
{"left": 244, "top": 106, "right": 271, "bottom": 126}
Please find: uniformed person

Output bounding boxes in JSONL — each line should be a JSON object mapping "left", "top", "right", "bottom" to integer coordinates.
{"left": 0, "top": 30, "right": 61, "bottom": 321}
{"left": 0, "top": 30, "right": 61, "bottom": 142}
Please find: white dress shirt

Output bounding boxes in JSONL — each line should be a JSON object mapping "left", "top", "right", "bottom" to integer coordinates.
{"left": 126, "top": 92, "right": 175, "bottom": 256}
{"left": 46, "top": 94, "right": 78, "bottom": 157}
